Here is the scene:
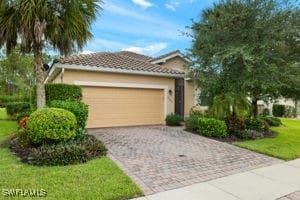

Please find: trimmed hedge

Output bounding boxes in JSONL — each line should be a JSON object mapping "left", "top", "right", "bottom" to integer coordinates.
{"left": 0, "top": 95, "right": 29, "bottom": 107}
{"left": 165, "top": 113, "right": 182, "bottom": 126}
{"left": 49, "top": 100, "right": 88, "bottom": 131}
{"left": 6, "top": 102, "right": 31, "bottom": 118}
{"left": 27, "top": 108, "right": 77, "bottom": 144}
{"left": 31, "top": 84, "right": 82, "bottom": 108}
{"left": 197, "top": 118, "right": 228, "bottom": 138}
{"left": 273, "top": 104, "right": 285, "bottom": 117}
{"left": 11, "top": 135, "right": 107, "bottom": 166}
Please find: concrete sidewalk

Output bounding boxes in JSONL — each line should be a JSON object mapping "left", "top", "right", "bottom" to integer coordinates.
{"left": 133, "top": 159, "right": 300, "bottom": 200}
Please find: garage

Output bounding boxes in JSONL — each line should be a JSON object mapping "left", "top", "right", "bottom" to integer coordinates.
{"left": 82, "top": 86, "right": 165, "bottom": 128}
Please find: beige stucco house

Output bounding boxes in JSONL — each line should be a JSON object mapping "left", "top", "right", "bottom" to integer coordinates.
{"left": 45, "top": 50, "right": 198, "bottom": 128}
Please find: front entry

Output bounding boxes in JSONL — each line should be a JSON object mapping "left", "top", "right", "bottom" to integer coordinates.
{"left": 175, "top": 78, "right": 184, "bottom": 117}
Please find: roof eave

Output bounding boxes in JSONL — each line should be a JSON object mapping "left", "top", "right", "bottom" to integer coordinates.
{"left": 46, "top": 63, "right": 185, "bottom": 81}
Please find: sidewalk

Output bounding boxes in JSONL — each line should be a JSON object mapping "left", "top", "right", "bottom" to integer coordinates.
{"left": 133, "top": 159, "right": 300, "bottom": 200}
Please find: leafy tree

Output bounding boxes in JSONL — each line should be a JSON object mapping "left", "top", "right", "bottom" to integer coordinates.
{"left": 188, "top": 0, "right": 299, "bottom": 117}
{"left": 0, "top": 0, "right": 101, "bottom": 108}
{"left": 0, "top": 46, "right": 54, "bottom": 97}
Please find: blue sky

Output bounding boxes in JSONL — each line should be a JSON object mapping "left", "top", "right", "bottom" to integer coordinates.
{"left": 82, "top": 0, "right": 216, "bottom": 56}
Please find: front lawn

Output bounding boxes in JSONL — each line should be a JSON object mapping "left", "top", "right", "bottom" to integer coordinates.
{"left": 235, "top": 118, "right": 300, "bottom": 160}
{"left": 0, "top": 108, "right": 142, "bottom": 200}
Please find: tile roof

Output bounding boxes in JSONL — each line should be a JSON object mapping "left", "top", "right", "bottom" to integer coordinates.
{"left": 56, "top": 51, "right": 184, "bottom": 75}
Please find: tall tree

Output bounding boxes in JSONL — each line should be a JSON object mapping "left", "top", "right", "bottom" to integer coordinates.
{"left": 188, "top": 0, "right": 299, "bottom": 117}
{"left": 0, "top": 0, "right": 101, "bottom": 108}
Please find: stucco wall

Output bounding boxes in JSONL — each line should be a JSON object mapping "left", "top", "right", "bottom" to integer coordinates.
{"left": 62, "top": 69, "right": 175, "bottom": 115}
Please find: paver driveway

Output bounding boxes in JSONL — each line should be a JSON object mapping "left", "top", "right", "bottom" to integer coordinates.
{"left": 89, "top": 126, "right": 282, "bottom": 195}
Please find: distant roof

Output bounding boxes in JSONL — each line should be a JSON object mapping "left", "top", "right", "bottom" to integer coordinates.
{"left": 55, "top": 51, "right": 185, "bottom": 75}
{"left": 152, "top": 50, "right": 189, "bottom": 64}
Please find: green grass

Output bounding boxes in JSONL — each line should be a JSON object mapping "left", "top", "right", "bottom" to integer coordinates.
{"left": 0, "top": 108, "right": 142, "bottom": 200}
{"left": 235, "top": 118, "right": 300, "bottom": 160}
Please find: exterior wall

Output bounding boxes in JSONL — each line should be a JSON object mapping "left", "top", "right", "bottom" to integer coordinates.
{"left": 160, "top": 57, "right": 196, "bottom": 117}
{"left": 62, "top": 69, "right": 175, "bottom": 115}
{"left": 52, "top": 70, "right": 63, "bottom": 83}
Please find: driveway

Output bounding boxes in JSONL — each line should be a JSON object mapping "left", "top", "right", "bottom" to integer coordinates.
{"left": 89, "top": 126, "right": 282, "bottom": 195}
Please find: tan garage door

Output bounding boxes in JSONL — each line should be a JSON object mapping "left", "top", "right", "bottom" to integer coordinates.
{"left": 82, "top": 86, "right": 164, "bottom": 128}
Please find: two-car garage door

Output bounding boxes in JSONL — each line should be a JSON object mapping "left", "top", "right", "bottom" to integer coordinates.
{"left": 82, "top": 86, "right": 164, "bottom": 128}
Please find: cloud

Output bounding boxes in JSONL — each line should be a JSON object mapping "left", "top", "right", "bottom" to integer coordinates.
{"left": 123, "top": 43, "right": 167, "bottom": 55}
{"left": 81, "top": 50, "right": 95, "bottom": 54}
{"left": 165, "top": 0, "right": 180, "bottom": 11}
{"left": 131, "top": 0, "right": 153, "bottom": 8}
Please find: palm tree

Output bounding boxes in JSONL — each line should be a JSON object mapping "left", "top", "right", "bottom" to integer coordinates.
{"left": 209, "top": 92, "right": 250, "bottom": 119}
{"left": 0, "top": 0, "right": 101, "bottom": 108}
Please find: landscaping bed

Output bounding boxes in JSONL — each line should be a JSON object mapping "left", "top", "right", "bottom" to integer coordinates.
{"left": 0, "top": 108, "right": 142, "bottom": 200}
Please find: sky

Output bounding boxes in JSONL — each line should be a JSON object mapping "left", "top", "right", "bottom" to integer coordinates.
{"left": 82, "top": 0, "right": 217, "bottom": 57}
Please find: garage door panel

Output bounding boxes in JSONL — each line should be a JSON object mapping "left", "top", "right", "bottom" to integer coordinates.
{"left": 82, "top": 86, "right": 164, "bottom": 128}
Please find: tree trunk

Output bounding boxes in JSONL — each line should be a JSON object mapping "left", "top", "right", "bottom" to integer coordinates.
{"left": 252, "top": 99, "right": 258, "bottom": 118}
{"left": 34, "top": 19, "right": 47, "bottom": 109}
{"left": 34, "top": 46, "right": 45, "bottom": 109}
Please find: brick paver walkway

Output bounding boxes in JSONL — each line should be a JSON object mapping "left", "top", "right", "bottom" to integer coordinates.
{"left": 89, "top": 126, "right": 282, "bottom": 195}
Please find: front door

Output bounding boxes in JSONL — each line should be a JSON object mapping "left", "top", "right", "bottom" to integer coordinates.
{"left": 175, "top": 78, "right": 184, "bottom": 117}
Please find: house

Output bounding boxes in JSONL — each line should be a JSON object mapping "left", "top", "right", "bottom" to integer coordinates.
{"left": 45, "top": 50, "right": 198, "bottom": 128}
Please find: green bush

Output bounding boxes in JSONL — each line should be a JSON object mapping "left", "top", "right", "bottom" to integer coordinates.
{"left": 49, "top": 100, "right": 88, "bottom": 131}
{"left": 261, "top": 116, "right": 282, "bottom": 127}
{"left": 189, "top": 108, "right": 206, "bottom": 117}
{"left": 185, "top": 115, "right": 199, "bottom": 131}
{"left": 165, "top": 113, "right": 182, "bottom": 126}
{"left": 27, "top": 108, "right": 77, "bottom": 144}
{"left": 0, "top": 95, "right": 29, "bottom": 107}
{"left": 237, "top": 129, "right": 264, "bottom": 139}
{"left": 273, "top": 104, "right": 285, "bottom": 117}
{"left": 6, "top": 102, "right": 31, "bottom": 118}
{"left": 197, "top": 118, "right": 228, "bottom": 138}
{"left": 31, "top": 84, "right": 82, "bottom": 108}
{"left": 225, "top": 116, "right": 246, "bottom": 136}
{"left": 262, "top": 108, "right": 270, "bottom": 116}
{"left": 245, "top": 117, "right": 265, "bottom": 132}
{"left": 11, "top": 135, "right": 107, "bottom": 166}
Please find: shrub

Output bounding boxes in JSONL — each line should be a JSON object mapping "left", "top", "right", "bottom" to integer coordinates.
{"left": 165, "top": 113, "right": 182, "bottom": 126}
{"left": 245, "top": 117, "right": 265, "bottom": 132}
{"left": 273, "top": 104, "right": 285, "bottom": 117}
{"left": 6, "top": 102, "right": 31, "bottom": 119}
{"left": 225, "top": 116, "right": 246, "bottom": 136}
{"left": 189, "top": 107, "right": 206, "bottom": 117}
{"left": 197, "top": 118, "right": 228, "bottom": 138}
{"left": 261, "top": 116, "right": 282, "bottom": 127}
{"left": 27, "top": 108, "right": 77, "bottom": 144}
{"left": 262, "top": 108, "right": 270, "bottom": 116}
{"left": 185, "top": 115, "right": 199, "bottom": 131}
{"left": 31, "top": 84, "right": 82, "bottom": 108}
{"left": 49, "top": 100, "right": 88, "bottom": 131}
{"left": 0, "top": 95, "right": 29, "bottom": 107}
{"left": 237, "top": 129, "right": 264, "bottom": 139}
{"left": 11, "top": 135, "right": 107, "bottom": 166}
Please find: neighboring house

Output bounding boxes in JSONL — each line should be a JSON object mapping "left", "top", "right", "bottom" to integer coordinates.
{"left": 46, "top": 50, "right": 198, "bottom": 128}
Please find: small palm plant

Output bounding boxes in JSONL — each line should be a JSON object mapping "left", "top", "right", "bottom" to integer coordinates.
{"left": 209, "top": 92, "right": 250, "bottom": 119}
